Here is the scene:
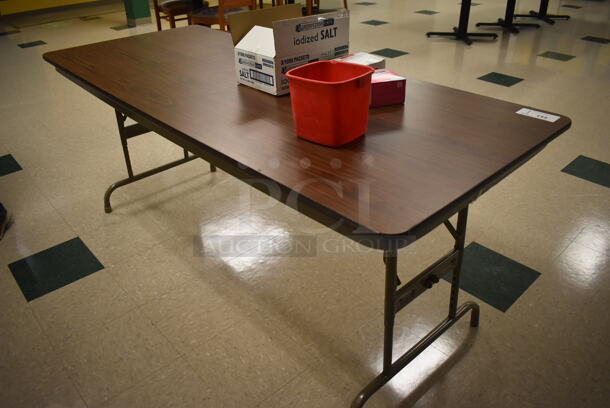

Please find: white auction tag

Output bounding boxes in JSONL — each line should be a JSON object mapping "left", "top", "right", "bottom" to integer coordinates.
{"left": 516, "top": 108, "right": 560, "bottom": 123}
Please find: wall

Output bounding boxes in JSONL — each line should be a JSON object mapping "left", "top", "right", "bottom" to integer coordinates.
{"left": 0, "top": 0, "right": 96, "bottom": 15}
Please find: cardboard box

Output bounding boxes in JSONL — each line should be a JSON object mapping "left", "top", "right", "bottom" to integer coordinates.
{"left": 371, "top": 69, "right": 406, "bottom": 107}
{"left": 229, "top": 5, "right": 350, "bottom": 95}
{"left": 335, "top": 52, "right": 385, "bottom": 69}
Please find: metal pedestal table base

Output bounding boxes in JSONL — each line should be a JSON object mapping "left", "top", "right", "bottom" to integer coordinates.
{"left": 514, "top": 0, "right": 570, "bottom": 25}
{"left": 426, "top": 0, "right": 497, "bottom": 45}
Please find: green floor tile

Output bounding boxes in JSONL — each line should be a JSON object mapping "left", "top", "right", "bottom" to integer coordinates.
{"left": 0, "top": 154, "right": 22, "bottom": 176}
{"left": 478, "top": 72, "right": 523, "bottom": 87}
{"left": 355, "top": 2, "right": 376, "bottom": 5}
{"left": 41, "top": 20, "right": 71, "bottom": 29}
{"left": 581, "top": 36, "right": 609, "bottom": 44}
{"left": 0, "top": 28, "right": 20, "bottom": 36}
{"left": 415, "top": 10, "right": 439, "bottom": 15}
{"left": 80, "top": 16, "right": 102, "bottom": 21}
{"left": 18, "top": 40, "right": 46, "bottom": 48}
{"left": 8, "top": 237, "right": 104, "bottom": 302}
{"left": 561, "top": 4, "right": 582, "bottom": 8}
{"left": 538, "top": 51, "right": 575, "bottom": 61}
{"left": 370, "top": 48, "right": 409, "bottom": 58}
{"left": 561, "top": 155, "right": 610, "bottom": 188}
{"left": 361, "top": 20, "right": 388, "bottom": 26}
{"left": 443, "top": 242, "right": 540, "bottom": 312}
{"left": 110, "top": 25, "right": 130, "bottom": 31}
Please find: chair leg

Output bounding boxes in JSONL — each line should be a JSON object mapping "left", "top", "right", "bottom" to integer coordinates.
{"left": 169, "top": 14, "right": 176, "bottom": 29}
{"left": 155, "top": 13, "right": 162, "bottom": 31}
{"left": 343, "top": 0, "right": 348, "bottom": 9}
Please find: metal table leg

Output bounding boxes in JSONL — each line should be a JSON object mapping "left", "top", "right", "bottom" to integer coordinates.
{"left": 514, "top": 0, "right": 570, "bottom": 25}
{"left": 351, "top": 206, "right": 480, "bottom": 407}
{"left": 104, "top": 109, "right": 216, "bottom": 213}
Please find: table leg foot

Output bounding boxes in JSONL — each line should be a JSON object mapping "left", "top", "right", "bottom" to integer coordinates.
{"left": 104, "top": 183, "right": 119, "bottom": 213}
{"left": 468, "top": 300, "right": 480, "bottom": 327}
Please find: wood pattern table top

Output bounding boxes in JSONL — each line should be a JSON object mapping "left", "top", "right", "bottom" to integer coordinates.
{"left": 44, "top": 26, "right": 571, "bottom": 241}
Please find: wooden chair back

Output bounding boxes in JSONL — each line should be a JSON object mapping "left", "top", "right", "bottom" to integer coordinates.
{"left": 191, "top": 0, "right": 257, "bottom": 31}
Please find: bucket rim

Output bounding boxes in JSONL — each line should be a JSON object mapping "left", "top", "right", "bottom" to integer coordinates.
{"left": 285, "top": 60, "right": 375, "bottom": 85}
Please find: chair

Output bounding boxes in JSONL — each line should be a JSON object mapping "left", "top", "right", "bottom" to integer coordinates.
{"left": 313, "top": 0, "right": 348, "bottom": 13}
{"left": 153, "top": 0, "right": 208, "bottom": 31}
{"left": 191, "top": 0, "right": 257, "bottom": 31}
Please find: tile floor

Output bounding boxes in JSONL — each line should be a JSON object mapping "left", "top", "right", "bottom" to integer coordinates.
{"left": 0, "top": 0, "right": 609, "bottom": 407}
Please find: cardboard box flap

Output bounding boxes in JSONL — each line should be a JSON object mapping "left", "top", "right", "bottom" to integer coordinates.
{"left": 236, "top": 26, "right": 275, "bottom": 57}
{"left": 228, "top": 4, "right": 302, "bottom": 46}
{"left": 272, "top": 10, "right": 349, "bottom": 56}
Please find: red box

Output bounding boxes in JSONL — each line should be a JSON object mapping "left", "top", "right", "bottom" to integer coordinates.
{"left": 370, "top": 69, "right": 406, "bottom": 108}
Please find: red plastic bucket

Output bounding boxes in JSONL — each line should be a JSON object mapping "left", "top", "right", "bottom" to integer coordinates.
{"left": 286, "top": 61, "right": 375, "bottom": 147}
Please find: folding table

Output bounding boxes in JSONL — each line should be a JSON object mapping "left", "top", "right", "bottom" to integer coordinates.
{"left": 43, "top": 26, "right": 571, "bottom": 407}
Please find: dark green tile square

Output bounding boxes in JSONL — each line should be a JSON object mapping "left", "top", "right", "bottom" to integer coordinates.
{"left": 41, "top": 20, "right": 71, "bottom": 29}
{"left": 110, "top": 25, "right": 129, "bottom": 31}
{"left": 361, "top": 20, "right": 388, "bottom": 26}
{"left": 581, "top": 36, "right": 609, "bottom": 44}
{"left": 561, "top": 4, "right": 582, "bottom": 8}
{"left": 0, "top": 154, "right": 22, "bottom": 176}
{"left": 561, "top": 155, "right": 610, "bottom": 188}
{"left": 538, "top": 51, "right": 575, "bottom": 61}
{"left": 0, "top": 28, "right": 20, "bottom": 36}
{"left": 18, "top": 40, "right": 46, "bottom": 48}
{"left": 8, "top": 237, "right": 104, "bottom": 301}
{"left": 415, "top": 10, "right": 439, "bottom": 15}
{"left": 478, "top": 72, "right": 523, "bottom": 87}
{"left": 355, "top": 2, "right": 376, "bottom": 5}
{"left": 80, "top": 15, "right": 101, "bottom": 21}
{"left": 370, "top": 48, "right": 409, "bottom": 58}
{"left": 443, "top": 242, "right": 540, "bottom": 312}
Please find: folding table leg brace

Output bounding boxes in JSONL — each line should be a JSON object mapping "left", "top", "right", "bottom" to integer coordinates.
{"left": 351, "top": 206, "right": 480, "bottom": 407}
{"left": 104, "top": 109, "right": 216, "bottom": 213}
